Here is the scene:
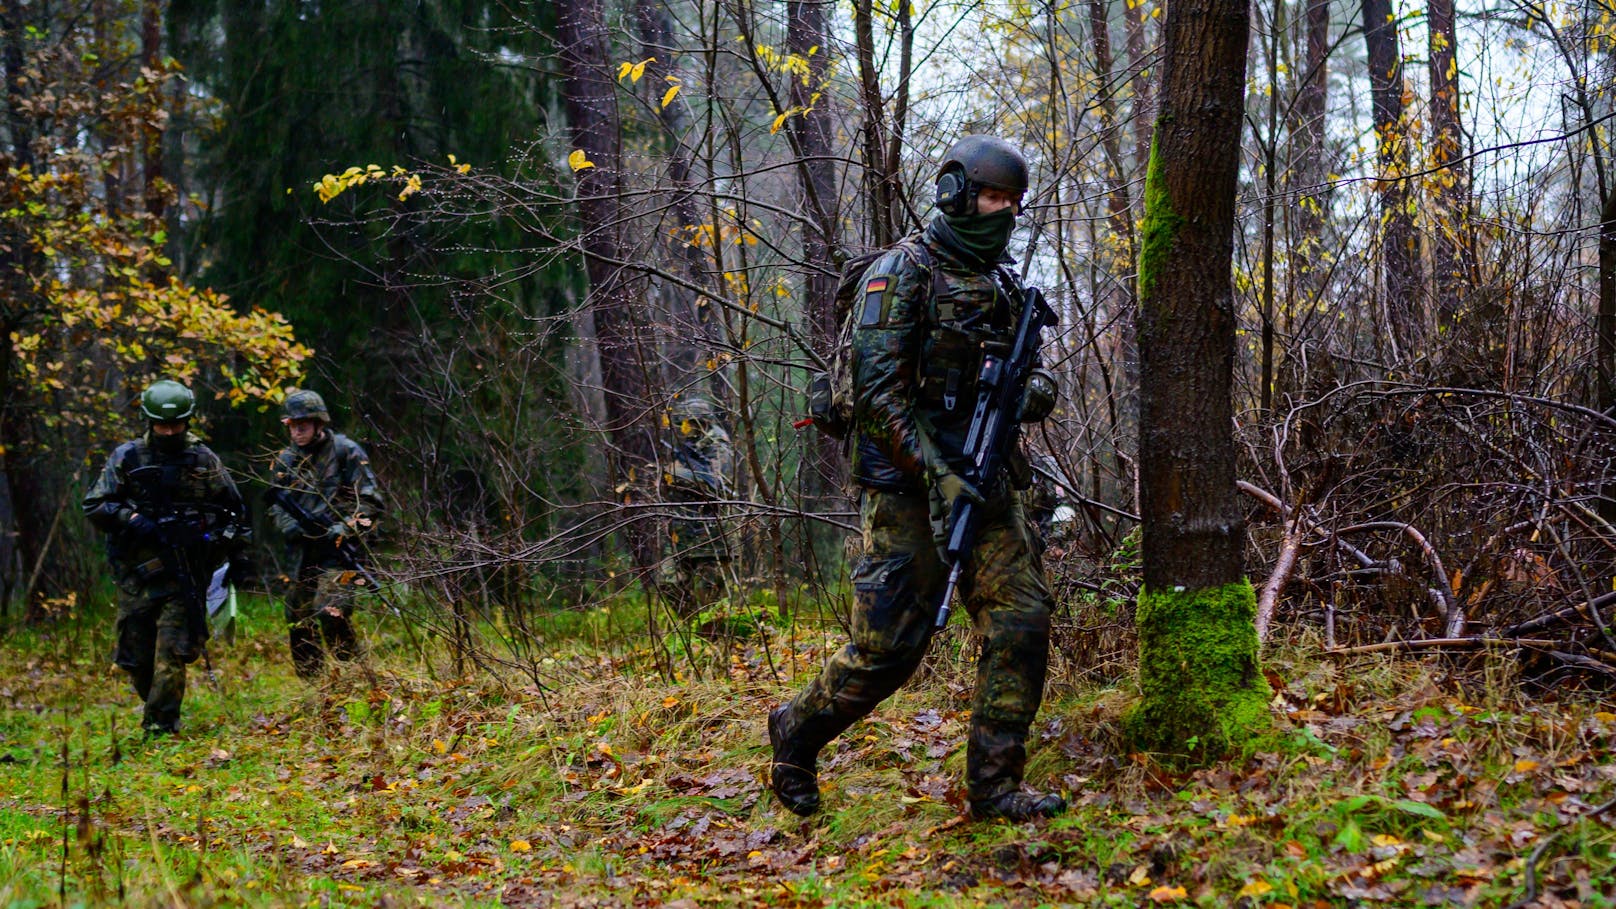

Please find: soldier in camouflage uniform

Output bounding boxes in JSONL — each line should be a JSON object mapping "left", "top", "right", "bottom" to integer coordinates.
{"left": 83, "top": 380, "right": 250, "bottom": 734}
{"left": 769, "top": 136, "right": 1065, "bottom": 821}
{"left": 1022, "top": 454, "right": 1064, "bottom": 559}
{"left": 658, "top": 396, "right": 735, "bottom": 618}
{"left": 267, "top": 389, "right": 385, "bottom": 679}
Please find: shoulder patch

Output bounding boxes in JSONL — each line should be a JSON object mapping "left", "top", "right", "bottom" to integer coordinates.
{"left": 860, "top": 277, "right": 891, "bottom": 326}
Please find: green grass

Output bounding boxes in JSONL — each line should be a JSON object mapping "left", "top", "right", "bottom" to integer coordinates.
{"left": 1, "top": 593, "right": 1613, "bottom": 906}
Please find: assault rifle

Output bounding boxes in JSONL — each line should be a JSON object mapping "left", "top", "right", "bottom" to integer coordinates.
{"left": 265, "top": 486, "right": 382, "bottom": 591}
{"left": 125, "top": 466, "right": 243, "bottom": 659}
{"left": 934, "top": 282, "right": 1058, "bottom": 629}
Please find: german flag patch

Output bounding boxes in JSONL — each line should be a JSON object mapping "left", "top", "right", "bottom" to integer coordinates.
{"left": 860, "top": 277, "right": 890, "bottom": 326}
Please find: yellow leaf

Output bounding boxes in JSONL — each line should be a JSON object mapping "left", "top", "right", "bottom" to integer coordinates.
{"left": 568, "top": 149, "right": 596, "bottom": 172}
{"left": 432, "top": 739, "right": 448, "bottom": 754}
{"left": 771, "top": 111, "right": 789, "bottom": 134}
{"left": 1371, "top": 834, "right": 1403, "bottom": 848}
{"left": 1148, "top": 885, "right": 1187, "bottom": 902}
{"left": 1238, "top": 881, "right": 1273, "bottom": 898}
{"left": 630, "top": 58, "right": 653, "bottom": 82}
{"left": 662, "top": 696, "right": 679, "bottom": 707}
{"left": 510, "top": 840, "right": 532, "bottom": 852}
{"left": 1596, "top": 711, "right": 1616, "bottom": 722}
{"left": 660, "top": 84, "right": 681, "bottom": 109}
{"left": 617, "top": 61, "right": 634, "bottom": 80}
{"left": 1514, "top": 759, "right": 1539, "bottom": 773}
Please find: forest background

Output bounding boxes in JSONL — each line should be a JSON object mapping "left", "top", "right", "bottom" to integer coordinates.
{"left": 3, "top": 0, "right": 1616, "bottom": 904}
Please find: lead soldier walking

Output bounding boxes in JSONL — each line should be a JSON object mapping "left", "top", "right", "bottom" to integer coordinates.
{"left": 267, "top": 389, "right": 385, "bottom": 679}
{"left": 769, "top": 136, "right": 1065, "bottom": 821}
{"left": 83, "top": 380, "right": 250, "bottom": 735}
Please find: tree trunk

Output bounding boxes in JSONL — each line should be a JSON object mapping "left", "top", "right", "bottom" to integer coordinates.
{"left": 853, "top": 0, "right": 898, "bottom": 246}
{"left": 141, "top": 0, "right": 166, "bottom": 221}
{"left": 1127, "top": 0, "right": 1269, "bottom": 760}
{"left": 1361, "top": 0, "right": 1424, "bottom": 360}
{"left": 785, "top": 0, "right": 847, "bottom": 494}
{"left": 636, "top": 0, "right": 713, "bottom": 384}
{"left": 555, "top": 0, "right": 657, "bottom": 572}
{"left": 1427, "top": 0, "right": 1468, "bottom": 332}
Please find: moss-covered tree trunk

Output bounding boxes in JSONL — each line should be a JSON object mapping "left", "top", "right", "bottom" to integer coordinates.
{"left": 1127, "top": 0, "right": 1269, "bottom": 761}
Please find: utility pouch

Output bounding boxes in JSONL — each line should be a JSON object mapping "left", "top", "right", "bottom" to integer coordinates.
{"left": 132, "top": 557, "right": 168, "bottom": 584}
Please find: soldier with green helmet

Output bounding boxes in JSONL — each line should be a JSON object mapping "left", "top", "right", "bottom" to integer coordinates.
{"left": 83, "top": 379, "right": 250, "bottom": 734}
{"left": 769, "top": 136, "right": 1065, "bottom": 821}
{"left": 267, "top": 389, "right": 386, "bottom": 679}
{"left": 658, "top": 395, "right": 735, "bottom": 618}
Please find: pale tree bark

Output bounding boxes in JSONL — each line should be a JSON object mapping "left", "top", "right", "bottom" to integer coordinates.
{"left": 1284, "top": 0, "right": 1331, "bottom": 361}
{"left": 1362, "top": 0, "right": 1425, "bottom": 359}
{"left": 1125, "top": 0, "right": 1156, "bottom": 175}
{"left": 636, "top": 0, "right": 712, "bottom": 384}
{"left": 1127, "top": 0, "right": 1269, "bottom": 759}
{"left": 556, "top": 0, "right": 657, "bottom": 571}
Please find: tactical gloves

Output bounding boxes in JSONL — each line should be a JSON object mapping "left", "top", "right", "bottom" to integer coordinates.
{"left": 935, "top": 471, "right": 983, "bottom": 512}
{"left": 126, "top": 512, "right": 161, "bottom": 540}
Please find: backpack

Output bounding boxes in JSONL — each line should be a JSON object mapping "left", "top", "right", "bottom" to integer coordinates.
{"left": 805, "top": 241, "right": 935, "bottom": 440}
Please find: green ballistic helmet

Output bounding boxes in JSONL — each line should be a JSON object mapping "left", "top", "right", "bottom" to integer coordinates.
{"left": 282, "top": 389, "right": 331, "bottom": 423}
{"left": 140, "top": 380, "right": 196, "bottom": 421}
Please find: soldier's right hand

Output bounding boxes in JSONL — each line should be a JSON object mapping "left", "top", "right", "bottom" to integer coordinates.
{"left": 126, "top": 513, "right": 161, "bottom": 540}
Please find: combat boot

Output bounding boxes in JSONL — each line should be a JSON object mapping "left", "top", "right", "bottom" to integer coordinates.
{"left": 768, "top": 705, "right": 823, "bottom": 816}
{"left": 970, "top": 789, "right": 1066, "bottom": 821}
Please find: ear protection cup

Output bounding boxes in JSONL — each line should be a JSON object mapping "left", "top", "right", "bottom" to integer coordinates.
{"left": 936, "top": 170, "right": 971, "bottom": 216}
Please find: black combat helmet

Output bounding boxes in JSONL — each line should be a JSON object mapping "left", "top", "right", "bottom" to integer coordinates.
{"left": 939, "top": 135, "right": 1029, "bottom": 192}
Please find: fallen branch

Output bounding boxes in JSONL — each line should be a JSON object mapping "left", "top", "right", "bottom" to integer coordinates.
{"left": 1325, "top": 637, "right": 1558, "bottom": 656}
{"left": 1502, "top": 589, "right": 1616, "bottom": 636}
{"left": 1337, "top": 521, "right": 1463, "bottom": 637}
{"left": 1503, "top": 793, "right": 1616, "bottom": 909}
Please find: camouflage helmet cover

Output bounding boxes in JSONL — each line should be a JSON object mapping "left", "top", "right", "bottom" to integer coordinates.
{"left": 670, "top": 395, "right": 720, "bottom": 424}
{"left": 140, "top": 379, "right": 196, "bottom": 421}
{"left": 937, "top": 135, "right": 1030, "bottom": 194}
{"left": 282, "top": 389, "right": 331, "bottom": 423}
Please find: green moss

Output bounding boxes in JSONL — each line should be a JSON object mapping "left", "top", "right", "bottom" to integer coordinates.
{"left": 1124, "top": 579, "right": 1271, "bottom": 762}
{"left": 1136, "top": 131, "right": 1183, "bottom": 304}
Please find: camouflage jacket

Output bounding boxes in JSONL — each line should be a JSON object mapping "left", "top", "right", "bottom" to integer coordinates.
{"left": 850, "top": 218, "right": 1034, "bottom": 492}
{"left": 665, "top": 425, "right": 734, "bottom": 501}
{"left": 82, "top": 432, "right": 248, "bottom": 585}
{"left": 267, "top": 430, "right": 385, "bottom": 547}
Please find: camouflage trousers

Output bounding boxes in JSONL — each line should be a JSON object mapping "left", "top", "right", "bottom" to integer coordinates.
{"left": 285, "top": 561, "right": 361, "bottom": 679}
{"left": 775, "top": 486, "right": 1053, "bottom": 801}
{"left": 113, "top": 591, "right": 199, "bottom": 732}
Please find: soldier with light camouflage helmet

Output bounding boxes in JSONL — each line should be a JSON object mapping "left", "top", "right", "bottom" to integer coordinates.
{"left": 768, "top": 136, "right": 1065, "bottom": 821}
{"left": 658, "top": 395, "right": 734, "bottom": 618}
{"left": 83, "top": 379, "right": 250, "bottom": 734}
{"left": 267, "top": 389, "right": 385, "bottom": 679}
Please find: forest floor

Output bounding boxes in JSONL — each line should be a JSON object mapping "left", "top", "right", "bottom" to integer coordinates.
{"left": 1, "top": 593, "right": 1613, "bottom": 908}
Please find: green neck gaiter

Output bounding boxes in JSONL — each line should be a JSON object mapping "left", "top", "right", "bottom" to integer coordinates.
{"left": 935, "top": 208, "right": 1016, "bottom": 271}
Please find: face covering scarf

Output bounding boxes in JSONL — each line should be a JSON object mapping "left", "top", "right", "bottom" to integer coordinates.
{"left": 935, "top": 207, "right": 1017, "bottom": 271}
